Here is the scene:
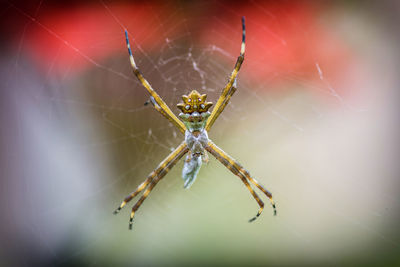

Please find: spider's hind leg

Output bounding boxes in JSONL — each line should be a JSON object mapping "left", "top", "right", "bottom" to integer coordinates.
{"left": 205, "top": 145, "right": 265, "bottom": 222}
{"left": 113, "top": 141, "right": 188, "bottom": 229}
{"left": 206, "top": 140, "right": 277, "bottom": 219}
{"left": 113, "top": 174, "right": 155, "bottom": 214}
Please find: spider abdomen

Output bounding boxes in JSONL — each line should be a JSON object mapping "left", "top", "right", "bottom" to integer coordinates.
{"left": 182, "top": 155, "right": 202, "bottom": 188}
{"left": 182, "top": 129, "right": 209, "bottom": 188}
{"left": 185, "top": 130, "right": 208, "bottom": 150}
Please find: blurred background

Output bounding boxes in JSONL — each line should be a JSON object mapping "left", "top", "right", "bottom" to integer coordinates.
{"left": 1, "top": 0, "right": 400, "bottom": 266}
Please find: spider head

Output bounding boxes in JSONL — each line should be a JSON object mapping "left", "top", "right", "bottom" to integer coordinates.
{"left": 177, "top": 90, "right": 213, "bottom": 114}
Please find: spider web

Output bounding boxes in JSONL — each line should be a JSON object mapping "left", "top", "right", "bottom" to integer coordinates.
{"left": 1, "top": 1, "right": 400, "bottom": 266}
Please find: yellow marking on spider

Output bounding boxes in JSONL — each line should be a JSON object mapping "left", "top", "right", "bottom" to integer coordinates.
{"left": 142, "top": 189, "right": 150, "bottom": 198}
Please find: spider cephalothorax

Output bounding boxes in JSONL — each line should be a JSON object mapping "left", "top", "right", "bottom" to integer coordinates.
{"left": 177, "top": 90, "right": 213, "bottom": 132}
{"left": 177, "top": 90, "right": 213, "bottom": 114}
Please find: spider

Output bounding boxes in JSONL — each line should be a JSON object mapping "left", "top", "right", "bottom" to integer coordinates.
{"left": 114, "top": 17, "right": 276, "bottom": 229}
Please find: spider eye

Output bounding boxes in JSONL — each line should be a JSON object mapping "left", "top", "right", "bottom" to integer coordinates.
{"left": 188, "top": 99, "right": 191, "bottom": 102}
{"left": 198, "top": 98, "right": 201, "bottom": 102}
{"left": 185, "top": 105, "right": 190, "bottom": 110}
{"left": 200, "top": 104, "right": 205, "bottom": 109}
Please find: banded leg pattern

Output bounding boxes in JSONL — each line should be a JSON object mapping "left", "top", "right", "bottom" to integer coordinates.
{"left": 125, "top": 30, "right": 186, "bottom": 134}
{"left": 113, "top": 141, "right": 188, "bottom": 229}
{"left": 206, "top": 17, "right": 246, "bottom": 131}
{"left": 206, "top": 140, "right": 277, "bottom": 220}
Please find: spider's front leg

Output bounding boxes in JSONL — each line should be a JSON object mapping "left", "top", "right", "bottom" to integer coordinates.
{"left": 125, "top": 30, "right": 186, "bottom": 134}
{"left": 206, "top": 16, "right": 246, "bottom": 131}
{"left": 206, "top": 140, "right": 277, "bottom": 220}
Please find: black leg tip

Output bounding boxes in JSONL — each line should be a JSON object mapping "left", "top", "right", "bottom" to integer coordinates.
{"left": 272, "top": 204, "right": 277, "bottom": 216}
{"left": 248, "top": 212, "right": 260, "bottom": 223}
{"left": 113, "top": 208, "right": 120, "bottom": 215}
{"left": 144, "top": 100, "right": 150, "bottom": 106}
{"left": 129, "top": 218, "right": 134, "bottom": 230}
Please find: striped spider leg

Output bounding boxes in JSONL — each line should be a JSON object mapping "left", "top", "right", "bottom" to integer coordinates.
{"left": 205, "top": 16, "right": 245, "bottom": 131}
{"left": 206, "top": 140, "right": 277, "bottom": 221}
{"left": 206, "top": 77, "right": 237, "bottom": 131}
{"left": 125, "top": 30, "right": 186, "bottom": 134}
{"left": 205, "top": 17, "right": 276, "bottom": 219}
{"left": 114, "top": 141, "right": 188, "bottom": 229}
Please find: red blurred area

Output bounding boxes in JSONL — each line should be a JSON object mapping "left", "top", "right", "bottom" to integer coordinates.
{"left": 6, "top": 2, "right": 179, "bottom": 73}
{"left": 199, "top": 2, "right": 355, "bottom": 89}
{"left": 5, "top": 1, "right": 357, "bottom": 97}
